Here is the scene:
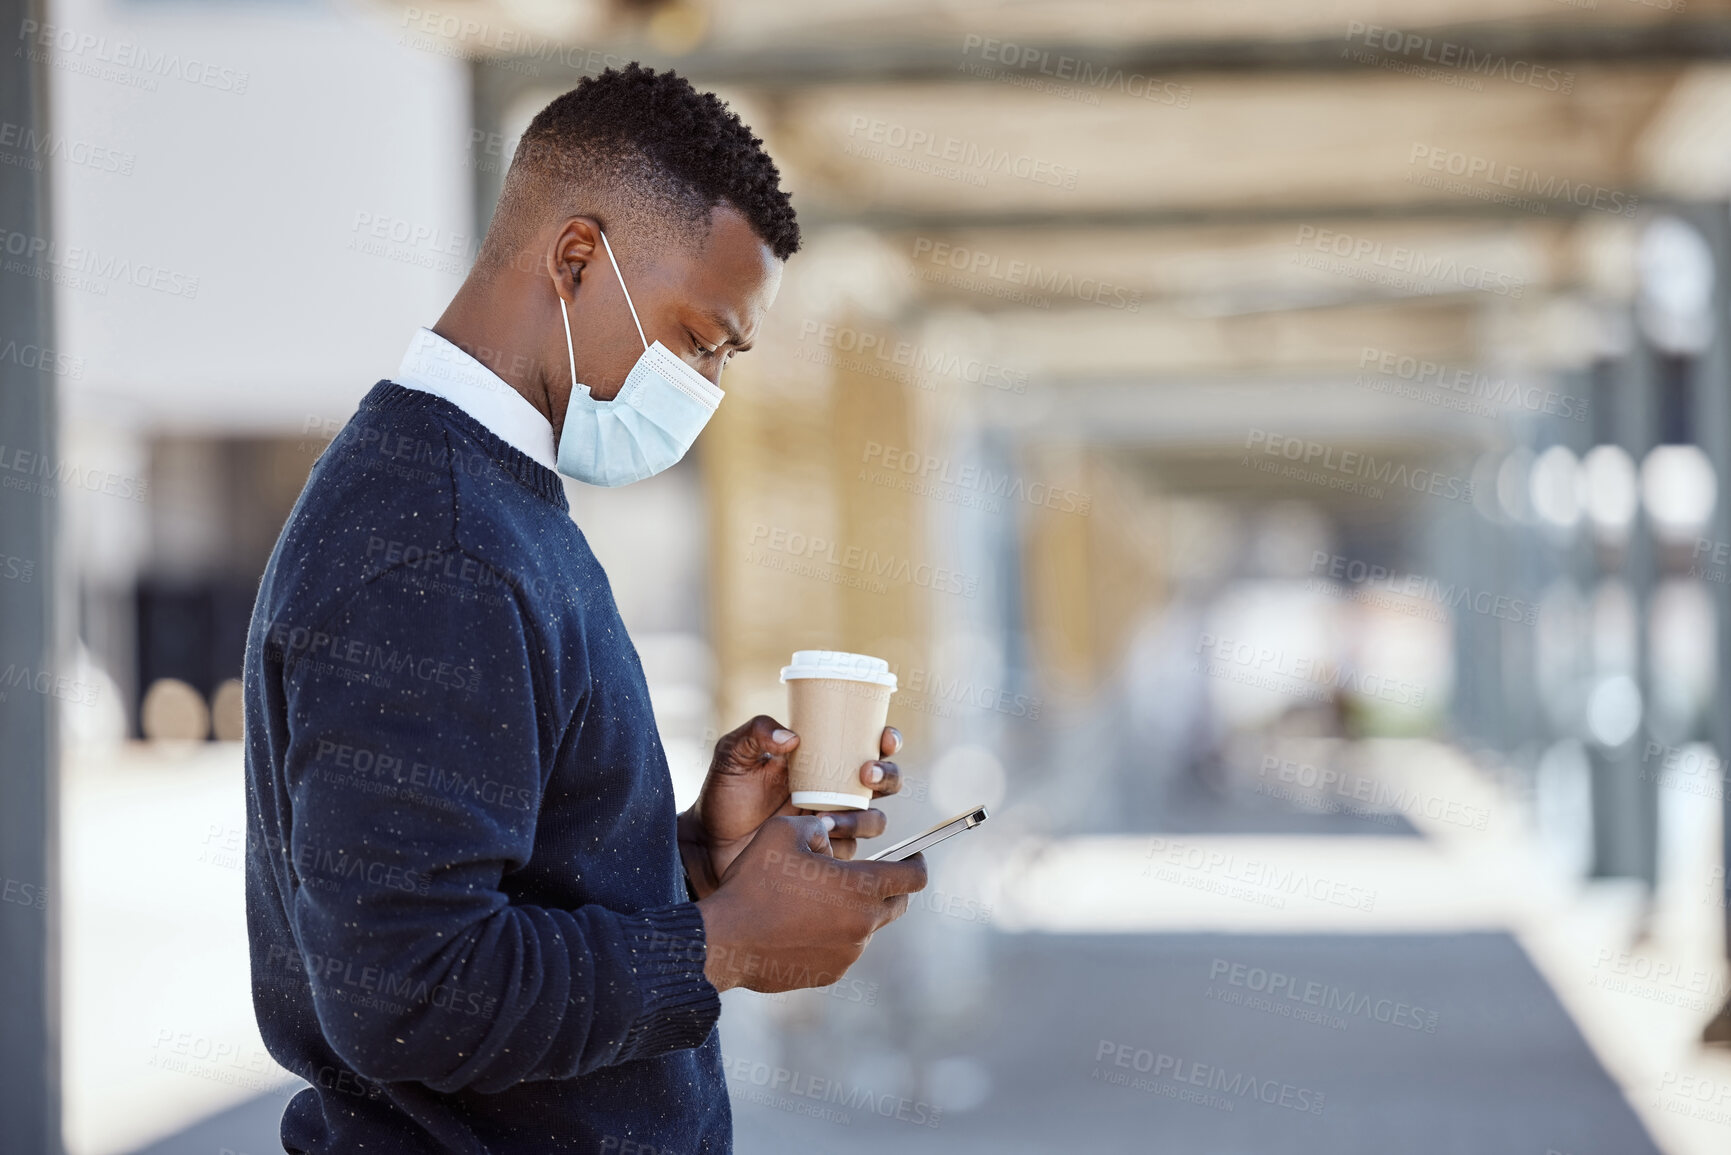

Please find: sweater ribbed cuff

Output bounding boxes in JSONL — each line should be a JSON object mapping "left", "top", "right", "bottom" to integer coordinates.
{"left": 616, "top": 902, "right": 722, "bottom": 1060}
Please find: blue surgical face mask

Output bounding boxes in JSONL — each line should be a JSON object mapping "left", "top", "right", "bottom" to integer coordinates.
{"left": 554, "top": 230, "right": 724, "bottom": 487}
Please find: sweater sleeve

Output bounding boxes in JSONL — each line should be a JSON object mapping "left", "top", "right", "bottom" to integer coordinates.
{"left": 273, "top": 566, "right": 719, "bottom": 1093}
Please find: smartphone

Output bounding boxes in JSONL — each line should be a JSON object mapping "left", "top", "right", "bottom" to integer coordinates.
{"left": 866, "top": 805, "right": 989, "bottom": 861}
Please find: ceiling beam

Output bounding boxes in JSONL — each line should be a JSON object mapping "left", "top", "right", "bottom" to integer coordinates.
{"left": 475, "top": 19, "right": 1731, "bottom": 94}
{"left": 797, "top": 197, "right": 1650, "bottom": 233}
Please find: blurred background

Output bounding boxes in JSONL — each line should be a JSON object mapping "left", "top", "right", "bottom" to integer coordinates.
{"left": 6, "top": 0, "right": 1731, "bottom": 1152}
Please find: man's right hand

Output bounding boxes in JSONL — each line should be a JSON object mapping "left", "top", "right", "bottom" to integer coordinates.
{"left": 696, "top": 814, "right": 928, "bottom": 993}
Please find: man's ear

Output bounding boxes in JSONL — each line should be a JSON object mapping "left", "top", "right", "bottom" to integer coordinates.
{"left": 547, "top": 217, "right": 603, "bottom": 305}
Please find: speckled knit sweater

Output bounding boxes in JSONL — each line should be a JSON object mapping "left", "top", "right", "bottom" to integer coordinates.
{"left": 243, "top": 380, "right": 728, "bottom": 1154}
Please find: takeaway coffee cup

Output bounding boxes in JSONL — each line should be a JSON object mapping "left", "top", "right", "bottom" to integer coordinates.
{"left": 781, "top": 650, "right": 898, "bottom": 811}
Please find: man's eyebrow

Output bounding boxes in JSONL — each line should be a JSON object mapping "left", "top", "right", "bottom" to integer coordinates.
{"left": 701, "top": 310, "right": 747, "bottom": 348}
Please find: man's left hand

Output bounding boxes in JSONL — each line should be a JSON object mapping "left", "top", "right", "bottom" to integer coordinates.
{"left": 678, "top": 715, "right": 903, "bottom": 899}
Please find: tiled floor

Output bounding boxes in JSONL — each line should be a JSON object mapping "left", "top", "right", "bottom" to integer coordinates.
{"left": 59, "top": 738, "right": 1731, "bottom": 1155}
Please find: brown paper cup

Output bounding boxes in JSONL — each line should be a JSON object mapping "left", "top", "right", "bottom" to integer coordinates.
{"left": 781, "top": 651, "right": 897, "bottom": 811}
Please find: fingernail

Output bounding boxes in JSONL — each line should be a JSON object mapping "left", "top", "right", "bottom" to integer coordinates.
{"left": 867, "top": 764, "right": 885, "bottom": 784}
{"left": 820, "top": 815, "right": 836, "bottom": 831}
{"left": 772, "top": 728, "right": 795, "bottom": 745}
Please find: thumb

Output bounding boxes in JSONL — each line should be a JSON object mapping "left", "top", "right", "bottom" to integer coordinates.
{"left": 719, "top": 715, "right": 798, "bottom": 768}
{"left": 799, "top": 813, "right": 837, "bottom": 855}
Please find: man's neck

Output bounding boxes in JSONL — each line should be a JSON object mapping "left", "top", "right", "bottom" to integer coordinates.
{"left": 433, "top": 277, "right": 557, "bottom": 428}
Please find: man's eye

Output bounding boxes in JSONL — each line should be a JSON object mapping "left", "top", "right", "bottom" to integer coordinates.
{"left": 690, "top": 335, "right": 718, "bottom": 358}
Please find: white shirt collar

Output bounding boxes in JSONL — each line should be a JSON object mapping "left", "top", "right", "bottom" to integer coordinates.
{"left": 393, "top": 327, "right": 559, "bottom": 473}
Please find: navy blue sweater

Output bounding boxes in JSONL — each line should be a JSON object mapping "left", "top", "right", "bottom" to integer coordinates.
{"left": 243, "top": 381, "right": 729, "bottom": 1153}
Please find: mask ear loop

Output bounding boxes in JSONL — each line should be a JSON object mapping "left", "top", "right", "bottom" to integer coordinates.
{"left": 559, "top": 295, "right": 579, "bottom": 396}
{"left": 597, "top": 229, "right": 650, "bottom": 352}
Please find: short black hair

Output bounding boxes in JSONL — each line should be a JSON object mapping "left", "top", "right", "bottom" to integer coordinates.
{"left": 479, "top": 63, "right": 800, "bottom": 273}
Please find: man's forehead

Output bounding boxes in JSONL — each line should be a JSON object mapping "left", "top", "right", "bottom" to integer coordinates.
{"left": 691, "top": 206, "right": 778, "bottom": 277}
{"left": 669, "top": 207, "right": 781, "bottom": 338}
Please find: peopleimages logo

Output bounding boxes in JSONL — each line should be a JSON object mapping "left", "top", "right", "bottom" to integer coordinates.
{"left": 263, "top": 943, "right": 500, "bottom": 1019}
{"left": 398, "top": 8, "right": 633, "bottom": 76}
{"left": 1408, "top": 144, "right": 1638, "bottom": 218}
{"left": 796, "top": 320, "right": 1028, "bottom": 394}
{"left": 0, "top": 336, "right": 84, "bottom": 379}
{"left": 861, "top": 440, "right": 1091, "bottom": 515}
{"left": 0, "top": 663, "right": 100, "bottom": 707}
{"left": 844, "top": 115, "right": 1079, "bottom": 190}
{"left": 285, "top": 841, "right": 432, "bottom": 897}
{"left": 910, "top": 237, "right": 1141, "bottom": 312}
{"left": 1206, "top": 958, "right": 1441, "bottom": 1033}
{"left": 1590, "top": 947, "right": 1730, "bottom": 1012}
{"left": 959, "top": 35, "right": 1192, "bottom": 107}
{"left": 1655, "top": 1071, "right": 1731, "bottom": 1128}
{"left": 263, "top": 620, "right": 483, "bottom": 694}
{"left": 1194, "top": 632, "right": 1427, "bottom": 710}
{"left": 890, "top": 660, "right": 1042, "bottom": 720}
{"left": 1, "top": 876, "right": 47, "bottom": 911}
{"left": 311, "top": 736, "right": 536, "bottom": 814}
{"left": 746, "top": 523, "right": 981, "bottom": 598}
{"left": 1143, "top": 834, "right": 1380, "bottom": 911}
{"left": 17, "top": 18, "right": 251, "bottom": 94}
{"left": 1357, "top": 346, "right": 1586, "bottom": 421}
{"left": 1243, "top": 428, "right": 1474, "bottom": 505}
{"left": 1257, "top": 754, "right": 1491, "bottom": 830}
{"left": 1342, "top": 22, "right": 1574, "bottom": 93}
{"left": 722, "top": 1055, "right": 944, "bottom": 1129}
{"left": 350, "top": 210, "right": 475, "bottom": 258}
{"left": 0, "top": 120, "right": 135, "bottom": 175}
{"left": 1093, "top": 1040, "right": 1327, "bottom": 1115}
{"left": 1640, "top": 740, "right": 1726, "bottom": 801}
{"left": 1308, "top": 549, "right": 1537, "bottom": 627}
{"left": 0, "top": 227, "right": 200, "bottom": 298}
{"left": 1292, "top": 225, "right": 1525, "bottom": 298}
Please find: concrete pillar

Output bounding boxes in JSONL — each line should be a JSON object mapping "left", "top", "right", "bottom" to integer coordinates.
{"left": 0, "top": 0, "right": 63, "bottom": 1149}
{"left": 1673, "top": 201, "right": 1731, "bottom": 1041}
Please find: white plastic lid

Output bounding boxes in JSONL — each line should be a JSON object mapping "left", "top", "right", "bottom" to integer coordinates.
{"left": 779, "top": 649, "right": 898, "bottom": 690}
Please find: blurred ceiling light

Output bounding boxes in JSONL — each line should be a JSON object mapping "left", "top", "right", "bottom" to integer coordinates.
{"left": 1352, "top": 606, "right": 1454, "bottom": 714}
{"left": 1528, "top": 445, "right": 1582, "bottom": 530}
{"left": 934, "top": 630, "right": 1006, "bottom": 694}
{"left": 1648, "top": 579, "right": 1716, "bottom": 744}
{"left": 1636, "top": 69, "right": 1731, "bottom": 200}
{"left": 646, "top": 0, "right": 709, "bottom": 53}
{"left": 500, "top": 0, "right": 606, "bottom": 40}
{"left": 1637, "top": 216, "right": 1716, "bottom": 355}
{"left": 1582, "top": 444, "right": 1639, "bottom": 544}
{"left": 1592, "top": 302, "right": 1634, "bottom": 360}
{"left": 1575, "top": 217, "right": 1640, "bottom": 305}
{"left": 932, "top": 744, "right": 1007, "bottom": 814}
{"left": 1534, "top": 578, "right": 1587, "bottom": 734}
{"left": 1639, "top": 443, "right": 1717, "bottom": 542}
{"left": 1494, "top": 448, "right": 1533, "bottom": 523}
{"left": 1249, "top": 501, "right": 1331, "bottom": 579}
{"left": 1534, "top": 738, "right": 1593, "bottom": 880}
{"left": 1585, "top": 674, "right": 1643, "bottom": 748}
{"left": 62, "top": 645, "right": 126, "bottom": 748}
{"left": 1167, "top": 499, "right": 1241, "bottom": 589}
{"left": 210, "top": 678, "right": 245, "bottom": 743}
{"left": 784, "top": 226, "right": 911, "bottom": 320}
{"left": 1591, "top": 578, "right": 1638, "bottom": 677}
{"left": 141, "top": 677, "right": 210, "bottom": 744}
{"left": 1201, "top": 582, "right": 1341, "bottom": 729}
{"left": 1539, "top": 297, "right": 1606, "bottom": 369}
{"left": 1480, "top": 298, "right": 1605, "bottom": 371}
{"left": 928, "top": 1056, "right": 994, "bottom": 1114}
